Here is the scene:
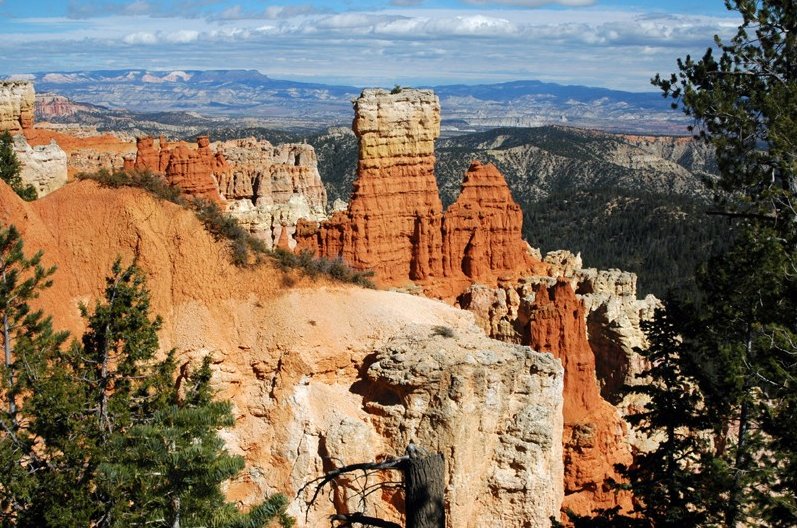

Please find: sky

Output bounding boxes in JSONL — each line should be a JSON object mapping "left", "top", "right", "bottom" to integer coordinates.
{"left": 0, "top": 0, "right": 741, "bottom": 91}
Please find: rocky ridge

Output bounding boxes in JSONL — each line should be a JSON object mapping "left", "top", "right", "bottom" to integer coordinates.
{"left": 127, "top": 134, "right": 329, "bottom": 248}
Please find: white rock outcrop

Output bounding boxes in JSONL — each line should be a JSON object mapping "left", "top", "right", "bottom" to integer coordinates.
{"left": 215, "top": 138, "right": 328, "bottom": 249}
{"left": 13, "top": 135, "right": 67, "bottom": 197}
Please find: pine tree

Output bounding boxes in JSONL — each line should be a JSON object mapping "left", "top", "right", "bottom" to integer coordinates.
{"left": 0, "top": 223, "right": 68, "bottom": 525}
{"left": 0, "top": 132, "right": 36, "bottom": 201}
{"left": 621, "top": 302, "right": 709, "bottom": 527}
{"left": 651, "top": 1, "right": 797, "bottom": 525}
{"left": 36, "top": 260, "right": 294, "bottom": 527}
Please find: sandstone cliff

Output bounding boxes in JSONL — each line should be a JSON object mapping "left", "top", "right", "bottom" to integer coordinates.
{"left": 458, "top": 250, "right": 659, "bottom": 515}
{"left": 0, "top": 179, "right": 565, "bottom": 527}
{"left": 12, "top": 135, "right": 68, "bottom": 197}
{"left": 0, "top": 81, "right": 34, "bottom": 132}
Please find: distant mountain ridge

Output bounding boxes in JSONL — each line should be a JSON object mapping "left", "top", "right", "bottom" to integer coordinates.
{"left": 10, "top": 69, "right": 688, "bottom": 134}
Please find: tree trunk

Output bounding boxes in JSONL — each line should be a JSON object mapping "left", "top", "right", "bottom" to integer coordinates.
{"left": 404, "top": 453, "right": 445, "bottom": 528}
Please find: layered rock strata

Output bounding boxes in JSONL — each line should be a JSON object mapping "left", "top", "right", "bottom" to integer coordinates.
{"left": 298, "top": 89, "right": 446, "bottom": 281}
{"left": 12, "top": 135, "right": 68, "bottom": 197}
{"left": 296, "top": 89, "right": 542, "bottom": 289}
{"left": 216, "top": 138, "right": 327, "bottom": 249}
{"left": 1, "top": 179, "right": 566, "bottom": 527}
{"left": 0, "top": 81, "right": 35, "bottom": 132}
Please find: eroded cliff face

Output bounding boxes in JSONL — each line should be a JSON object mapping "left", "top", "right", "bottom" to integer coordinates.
{"left": 0, "top": 179, "right": 565, "bottom": 528}
{"left": 128, "top": 135, "right": 328, "bottom": 248}
{"left": 217, "top": 138, "right": 327, "bottom": 249}
{"left": 296, "top": 89, "right": 544, "bottom": 291}
{"left": 0, "top": 81, "right": 35, "bottom": 132}
{"left": 297, "top": 89, "right": 445, "bottom": 282}
{"left": 458, "top": 251, "right": 659, "bottom": 515}
{"left": 527, "top": 281, "right": 632, "bottom": 515}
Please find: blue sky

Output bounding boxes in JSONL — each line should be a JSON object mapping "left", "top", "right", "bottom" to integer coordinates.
{"left": 0, "top": 0, "right": 740, "bottom": 90}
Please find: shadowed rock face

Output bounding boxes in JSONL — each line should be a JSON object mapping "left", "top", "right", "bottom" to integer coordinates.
{"left": 0, "top": 81, "right": 35, "bottom": 133}
{"left": 296, "top": 88, "right": 543, "bottom": 292}
{"left": 527, "top": 281, "right": 632, "bottom": 515}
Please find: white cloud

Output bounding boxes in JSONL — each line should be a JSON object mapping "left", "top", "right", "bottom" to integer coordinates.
{"left": 122, "top": 31, "right": 158, "bottom": 44}
{"left": 165, "top": 30, "right": 199, "bottom": 43}
{"left": 2, "top": 5, "right": 742, "bottom": 91}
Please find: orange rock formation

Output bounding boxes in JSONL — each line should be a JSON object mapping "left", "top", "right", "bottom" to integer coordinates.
{"left": 528, "top": 280, "right": 633, "bottom": 516}
{"left": 0, "top": 178, "right": 566, "bottom": 527}
{"left": 298, "top": 87, "right": 634, "bottom": 517}
{"left": 296, "top": 89, "right": 542, "bottom": 292}
{"left": 441, "top": 160, "right": 537, "bottom": 281}
{"left": 131, "top": 135, "right": 225, "bottom": 202}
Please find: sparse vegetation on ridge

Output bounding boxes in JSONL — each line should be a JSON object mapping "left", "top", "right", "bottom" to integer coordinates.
{"left": 76, "top": 169, "right": 375, "bottom": 288}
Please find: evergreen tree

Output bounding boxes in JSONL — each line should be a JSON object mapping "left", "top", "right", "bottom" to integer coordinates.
{"left": 649, "top": 1, "right": 797, "bottom": 525}
{"left": 620, "top": 302, "right": 709, "bottom": 527}
{"left": 0, "top": 132, "right": 36, "bottom": 201}
{"left": 0, "top": 251, "right": 293, "bottom": 527}
{"left": 0, "top": 224, "right": 68, "bottom": 525}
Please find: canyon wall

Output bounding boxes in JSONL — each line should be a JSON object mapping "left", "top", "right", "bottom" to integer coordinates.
{"left": 0, "top": 81, "right": 34, "bottom": 133}
{"left": 1, "top": 179, "right": 565, "bottom": 527}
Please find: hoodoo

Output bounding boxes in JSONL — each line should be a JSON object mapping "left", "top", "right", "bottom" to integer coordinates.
{"left": 130, "top": 135, "right": 225, "bottom": 203}
{"left": 296, "top": 87, "right": 639, "bottom": 518}
{"left": 296, "top": 88, "right": 544, "bottom": 290}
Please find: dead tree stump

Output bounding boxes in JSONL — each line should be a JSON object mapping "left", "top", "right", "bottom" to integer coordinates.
{"left": 300, "top": 446, "right": 446, "bottom": 528}
{"left": 404, "top": 453, "right": 445, "bottom": 528}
